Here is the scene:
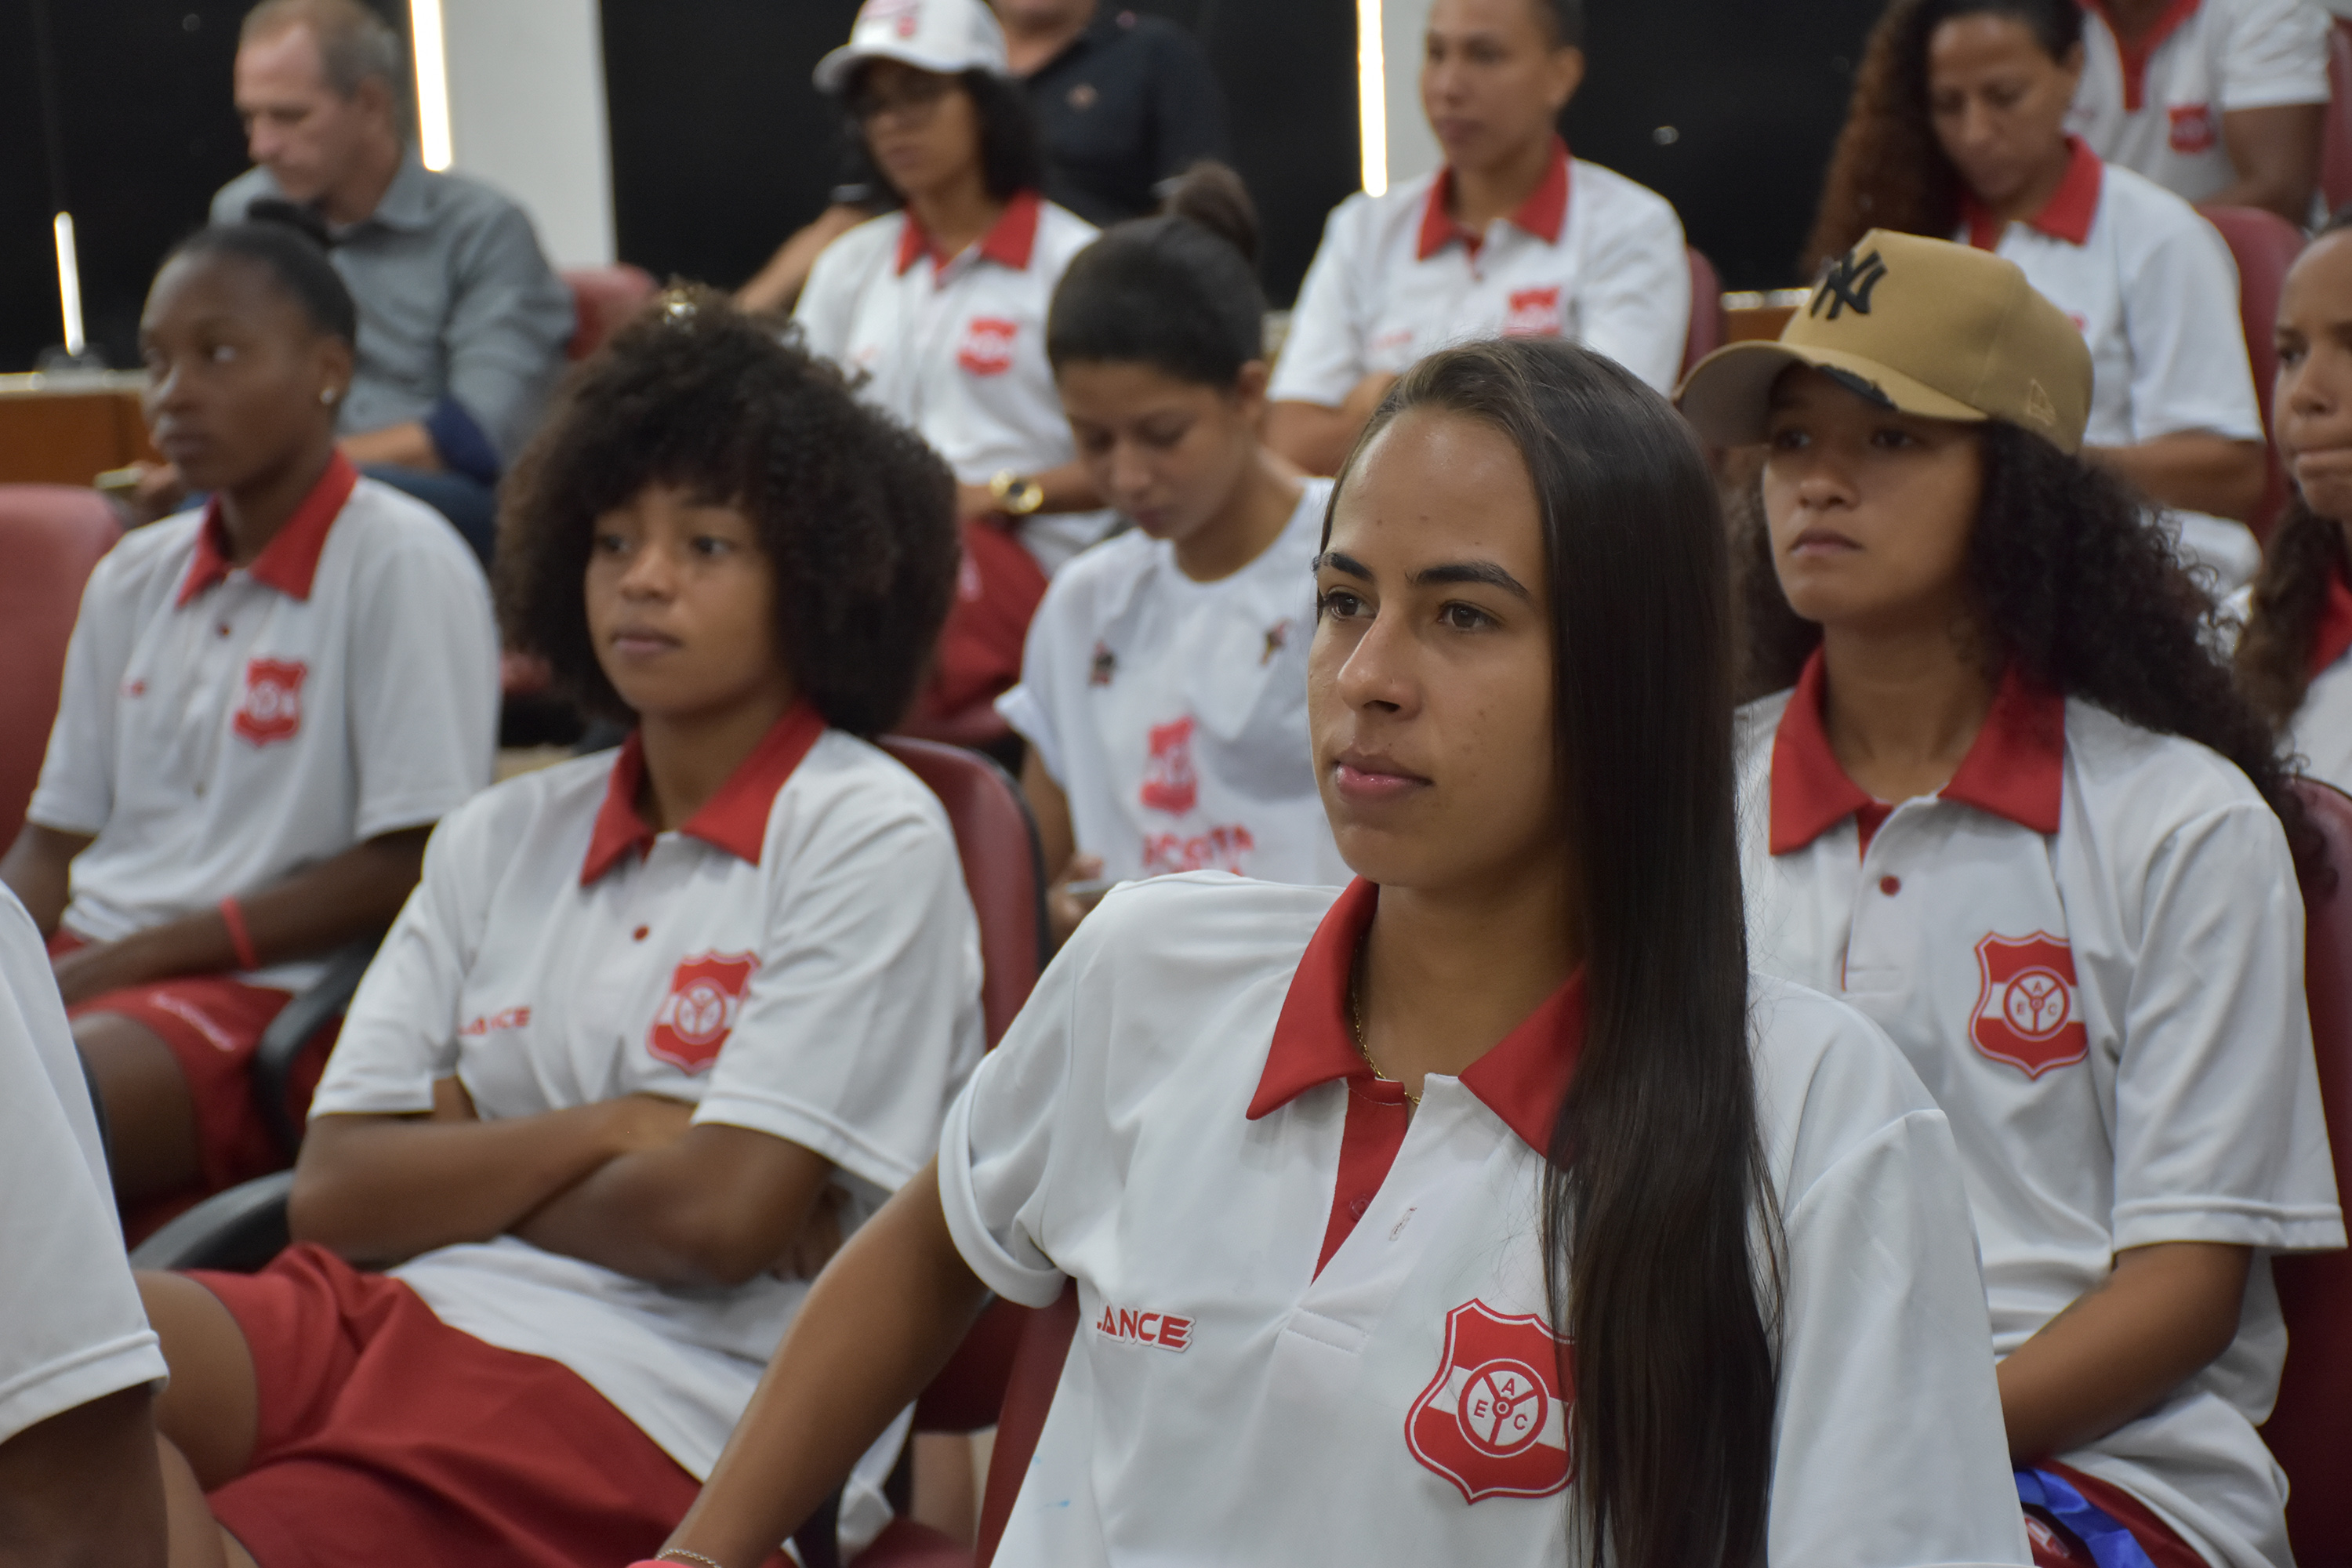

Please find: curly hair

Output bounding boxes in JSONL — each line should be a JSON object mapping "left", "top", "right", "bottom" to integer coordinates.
{"left": 1802, "top": 0, "right": 2082, "bottom": 277}
{"left": 835, "top": 67, "right": 1046, "bottom": 208}
{"left": 1733, "top": 419, "right": 2307, "bottom": 839}
{"left": 495, "top": 285, "right": 959, "bottom": 737}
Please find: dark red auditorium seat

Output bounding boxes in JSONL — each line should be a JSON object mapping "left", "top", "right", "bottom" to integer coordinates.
{"left": 0, "top": 486, "right": 119, "bottom": 847}
{"left": 1684, "top": 248, "right": 1727, "bottom": 379}
{"left": 2198, "top": 205, "right": 2304, "bottom": 543}
{"left": 562, "top": 263, "right": 659, "bottom": 361}
{"left": 2325, "top": 20, "right": 2352, "bottom": 216}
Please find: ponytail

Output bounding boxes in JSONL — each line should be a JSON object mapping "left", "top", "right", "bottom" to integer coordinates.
{"left": 1046, "top": 162, "right": 1266, "bottom": 387}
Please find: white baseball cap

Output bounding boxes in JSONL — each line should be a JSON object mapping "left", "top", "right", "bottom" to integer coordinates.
{"left": 813, "top": 0, "right": 1011, "bottom": 93}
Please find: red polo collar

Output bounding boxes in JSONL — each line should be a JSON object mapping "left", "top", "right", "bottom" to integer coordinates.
{"left": 2311, "top": 561, "right": 2352, "bottom": 679}
{"left": 579, "top": 700, "right": 827, "bottom": 885}
{"left": 895, "top": 189, "right": 1044, "bottom": 277}
{"left": 175, "top": 452, "right": 359, "bottom": 607}
{"left": 1247, "top": 877, "right": 1588, "bottom": 1156}
{"left": 1415, "top": 136, "right": 1572, "bottom": 262}
{"left": 1769, "top": 650, "right": 2067, "bottom": 854}
{"left": 2081, "top": 0, "right": 2204, "bottom": 112}
{"left": 1962, "top": 136, "right": 2105, "bottom": 252}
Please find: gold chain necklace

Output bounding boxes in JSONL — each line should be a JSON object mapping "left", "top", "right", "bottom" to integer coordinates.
{"left": 1348, "top": 950, "right": 1420, "bottom": 1109}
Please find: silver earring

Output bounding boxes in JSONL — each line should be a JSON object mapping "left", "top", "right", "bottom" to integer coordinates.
{"left": 320, "top": 388, "right": 338, "bottom": 406}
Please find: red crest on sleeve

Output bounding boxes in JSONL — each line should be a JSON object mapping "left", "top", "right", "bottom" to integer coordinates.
{"left": 1970, "top": 931, "right": 2089, "bottom": 1079}
{"left": 1406, "top": 1300, "right": 1575, "bottom": 1504}
{"left": 233, "top": 657, "right": 307, "bottom": 746}
{"left": 647, "top": 951, "right": 758, "bottom": 1073}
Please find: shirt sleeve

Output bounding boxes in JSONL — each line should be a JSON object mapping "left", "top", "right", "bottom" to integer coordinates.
{"left": 2118, "top": 212, "right": 2264, "bottom": 445}
{"left": 2111, "top": 800, "right": 2344, "bottom": 1250}
{"left": 434, "top": 201, "right": 576, "bottom": 465}
{"left": 1573, "top": 183, "right": 1692, "bottom": 394}
{"left": 1268, "top": 200, "right": 1372, "bottom": 408}
{"left": 792, "top": 232, "right": 864, "bottom": 367}
{"left": 343, "top": 528, "right": 499, "bottom": 841}
{"left": 24, "top": 554, "right": 134, "bottom": 838}
{"left": 691, "top": 775, "right": 985, "bottom": 1195}
{"left": 995, "top": 573, "right": 1081, "bottom": 787}
{"left": 1145, "top": 26, "right": 1231, "bottom": 180}
{"left": 0, "top": 890, "right": 167, "bottom": 1446}
{"left": 2217, "top": 0, "right": 2333, "bottom": 110}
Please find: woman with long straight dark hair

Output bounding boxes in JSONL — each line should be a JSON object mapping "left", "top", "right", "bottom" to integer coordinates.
{"left": 641, "top": 336, "right": 2028, "bottom": 1568}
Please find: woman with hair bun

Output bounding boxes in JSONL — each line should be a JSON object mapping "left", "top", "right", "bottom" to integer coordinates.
{"left": 1002, "top": 162, "right": 1347, "bottom": 942}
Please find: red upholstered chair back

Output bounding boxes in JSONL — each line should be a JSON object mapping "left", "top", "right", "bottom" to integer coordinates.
{"left": 1683, "top": 247, "right": 1727, "bottom": 378}
{"left": 2267, "top": 779, "right": 2352, "bottom": 1562}
{"left": 0, "top": 487, "right": 119, "bottom": 848}
{"left": 2325, "top": 20, "right": 2352, "bottom": 215}
{"left": 561, "top": 264, "right": 659, "bottom": 361}
{"left": 2198, "top": 205, "right": 2305, "bottom": 543}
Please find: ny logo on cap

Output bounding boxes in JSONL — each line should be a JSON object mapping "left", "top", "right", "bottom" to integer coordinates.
{"left": 1811, "top": 249, "right": 1889, "bottom": 321}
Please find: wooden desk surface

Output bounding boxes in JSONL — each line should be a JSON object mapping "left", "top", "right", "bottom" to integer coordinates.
{"left": 0, "top": 372, "right": 158, "bottom": 486}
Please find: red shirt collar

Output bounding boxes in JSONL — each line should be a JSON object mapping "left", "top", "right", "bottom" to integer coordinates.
{"left": 895, "top": 189, "right": 1044, "bottom": 278}
{"left": 1962, "top": 136, "right": 2104, "bottom": 252}
{"left": 1415, "top": 136, "right": 1572, "bottom": 262}
{"left": 1769, "top": 649, "right": 2066, "bottom": 854}
{"left": 2081, "top": 0, "right": 2205, "bottom": 112}
{"left": 1247, "top": 877, "right": 1589, "bottom": 1156}
{"left": 175, "top": 452, "right": 359, "bottom": 608}
{"left": 579, "top": 701, "right": 827, "bottom": 885}
{"left": 2311, "top": 561, "right": 2352, "bottom": 679}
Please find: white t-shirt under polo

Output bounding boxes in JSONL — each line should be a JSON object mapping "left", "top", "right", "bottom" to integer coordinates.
{"left": 939, "top": 872, "right": 2032, "bottom": 1567}
{"left": 1735, "top": 655, "right": 2343, "bottom": 1568}
{"left": 0, "top": 886, "right": 167, "bottom": 1448}
{"left": 311, "top": 704, "right": 986, "bottom": 1551}
{"left": 2067, "top": 0, "right": 2332, "bottom": 207}
{"left": 1271, "top": 137, "right": 1690, "bottom": 402}
{"left": 995, "top": 477, "right": 1347, "bottom": 887}
{"left": 1962, "top": 142, "right": 2266, "bottom": 593}
{"left": 27, "top": 456, "right": 498, "bottom": 991}
{"left": 794, "top": 190, "right": 1111, "bottom": 573}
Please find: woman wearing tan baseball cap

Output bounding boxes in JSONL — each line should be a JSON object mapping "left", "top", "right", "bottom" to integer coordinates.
{"left": 1680, "top": 230, "right": 2339, "bottom": 1568}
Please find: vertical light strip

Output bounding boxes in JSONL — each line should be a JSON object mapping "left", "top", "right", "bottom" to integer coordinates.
{"left": 410, "top": 0, "right": 453, "bottom": 171}
{"left": 1356, "top": 0, "right": 1387, "bottom": 196}
{"left": 52, "top": 212, "right": 86, "bottom": 358}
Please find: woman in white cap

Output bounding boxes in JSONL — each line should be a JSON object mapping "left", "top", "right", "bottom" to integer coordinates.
{"left": 794, "top": 0, "right": 1110, "bottom": 728}
{"left": 1681, "top": 228, "right": 2342, "bottom": 1568}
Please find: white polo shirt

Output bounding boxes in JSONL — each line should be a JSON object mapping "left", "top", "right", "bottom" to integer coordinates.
{"left": 310, "top": 703, "right": 985, "bottom": 1552}
{"left": 939, "top": 872, "right": 2032, "bottom": 1566}
{"left": 2067, "top": 0, "right": 2332, "bottom": 207}
{"left": 2276, "top": 567, "right": 2352, "bottom": 793}
{"left": 0, "top": 886, "right": 168, "bottom": 1447}
{"left": 794, "top": 190, "right": 1111, "bottom": 573}
{"left": 1735, "top": 655, "right": 2344, "bottom": 1568}
{"left": 26, "top": 456, "right": 499, "bottom": 992}
{"left": 1270, "top": 138, "right": 1690, "bottom": 402}
{"left": 995, "top": 477, "right": 1347, "bottom": 887}
{"left": 1962, "top": 142, "right": 2267, "bottom": 593}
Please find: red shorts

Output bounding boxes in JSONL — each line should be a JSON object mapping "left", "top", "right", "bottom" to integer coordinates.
{"left": 191, "top": 1243, "right": 755, "bottom": 1568}
{"left": 50, "top": 929, "right": 337, "bottom": 1202}
{"left": 2024, "top": 1461, "right": 2206, "bottom": 1568}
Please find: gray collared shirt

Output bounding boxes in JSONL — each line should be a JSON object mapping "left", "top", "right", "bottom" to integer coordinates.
{"left": 212, "top": 156, "right": 575, "bottom": 474}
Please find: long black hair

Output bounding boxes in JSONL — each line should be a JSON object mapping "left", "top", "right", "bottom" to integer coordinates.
{"left": 835, "top": 65, "right": 1046, "bottom": 206}
{"left": 1804, "top": 0, "right": 2082, "bottom": 274}
{"left": 1336, "top": 338, "right": 1780, "bottom": 1568}
{"left": 1047, "top": 162, "right": 1265, "bottom": 386}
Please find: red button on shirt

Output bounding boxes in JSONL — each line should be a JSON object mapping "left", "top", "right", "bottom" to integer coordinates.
{"left": 1880, "top": 877, "right": 1902, "bottom": 897}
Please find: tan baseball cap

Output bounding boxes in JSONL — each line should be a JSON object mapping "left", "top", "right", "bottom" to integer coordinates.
{"left": 1675, "top": 229, "right": 2092, "bottom": 454}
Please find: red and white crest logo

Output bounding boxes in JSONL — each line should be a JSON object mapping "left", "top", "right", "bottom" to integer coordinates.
{"left": 1138, "top": 717, "right": 1198, "bottom": 815}
{"left": 1503, "top": 286, "right": 1563, "bottom": 338}
{"left": 858, "top": 0, "right": 923, "bottom": 39}
{"left": 1406, "top": 1300, "right": 1574, "bottom": 1504}
{"left": 1970, "top": 932, "right": 2088, "bottom": 1079}
{"left": 648, "top": 951, "right": 757, "bottom": 1073}
{"left": 233, "top": 657, "right": 307, "bottom": 746}
{"left": 956, "top": 316, "right": 1018, "bottom": 376}
{"left": 2167, "top": 103, "right": 2216, "bottom": 153}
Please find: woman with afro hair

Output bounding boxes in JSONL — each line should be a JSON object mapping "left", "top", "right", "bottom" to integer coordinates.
{"left": 1682, "top": 230, "right": 2340, "bottom": 1568}
{"left": 129, "top": 286, "right": 985, "bottom": 1568}
{"left": 1805, "top": 0, "right": 2269, "bottom": 592}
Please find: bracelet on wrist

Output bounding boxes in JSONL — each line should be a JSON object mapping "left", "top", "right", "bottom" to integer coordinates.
{"left": 218, "top": 895, "right": 262, "bottom": 971}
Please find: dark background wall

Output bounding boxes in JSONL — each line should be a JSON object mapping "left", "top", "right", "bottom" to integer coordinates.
{"left": 2, "top": 0, "right": 1878, "bottom": 375}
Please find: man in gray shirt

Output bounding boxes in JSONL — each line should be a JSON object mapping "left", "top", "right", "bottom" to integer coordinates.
{"left": 184, "top": 0, "right": 574, "bottom": 561}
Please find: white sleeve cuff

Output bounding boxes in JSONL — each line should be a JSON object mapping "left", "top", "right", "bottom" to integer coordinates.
{"left": 935, "top": 1079, "right": 1068, "bottom": 1310}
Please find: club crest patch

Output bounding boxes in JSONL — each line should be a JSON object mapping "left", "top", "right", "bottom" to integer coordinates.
{"left": 233, "top": 657, "right": 307, "bottom": 746}
{"left": 956, "top": 316, "right": 1018, "bottom": 376}
{"left": 1406, "top": 1300, "right": 1574, "bottom": 1504}
{"left": 1502, "top": 286, "right": 1563, "bottom": 338}
{"left": 2166, "top": 103, "right": 2216, "bottom": 154}
{"left": 858, "top": 0, "right": 923, "bottom": 38}
{"left": 1139, "top": 716, "right": 1199, "bottom": 815}
{"left": 1970, "top": 931, "right": 2088, "bottom": 1079}
{"left": 648, "top": 951, "right": 757, "bottom": 1073}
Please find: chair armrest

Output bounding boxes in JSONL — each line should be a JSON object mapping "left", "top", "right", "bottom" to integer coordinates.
{"left": 252, "top": 941, "right": 377, "bottom": 1159}
{"left": 129, "top": 1170, "right": 295, "bottom": 1272}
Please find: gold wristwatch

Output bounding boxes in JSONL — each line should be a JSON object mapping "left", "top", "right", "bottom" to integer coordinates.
{"left": 989, "top": 469, "right": 1045, "bottom": 516}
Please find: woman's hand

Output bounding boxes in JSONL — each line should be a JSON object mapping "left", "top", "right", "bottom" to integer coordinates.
{"left": 956, "top": 482, "right": 1000, "bottom": 521}
{"left": 1047, "top": 853, "right": 1107, "bottom": 949}
{"left": 51, "top": 931, "right": 179, "bottom": 1007}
